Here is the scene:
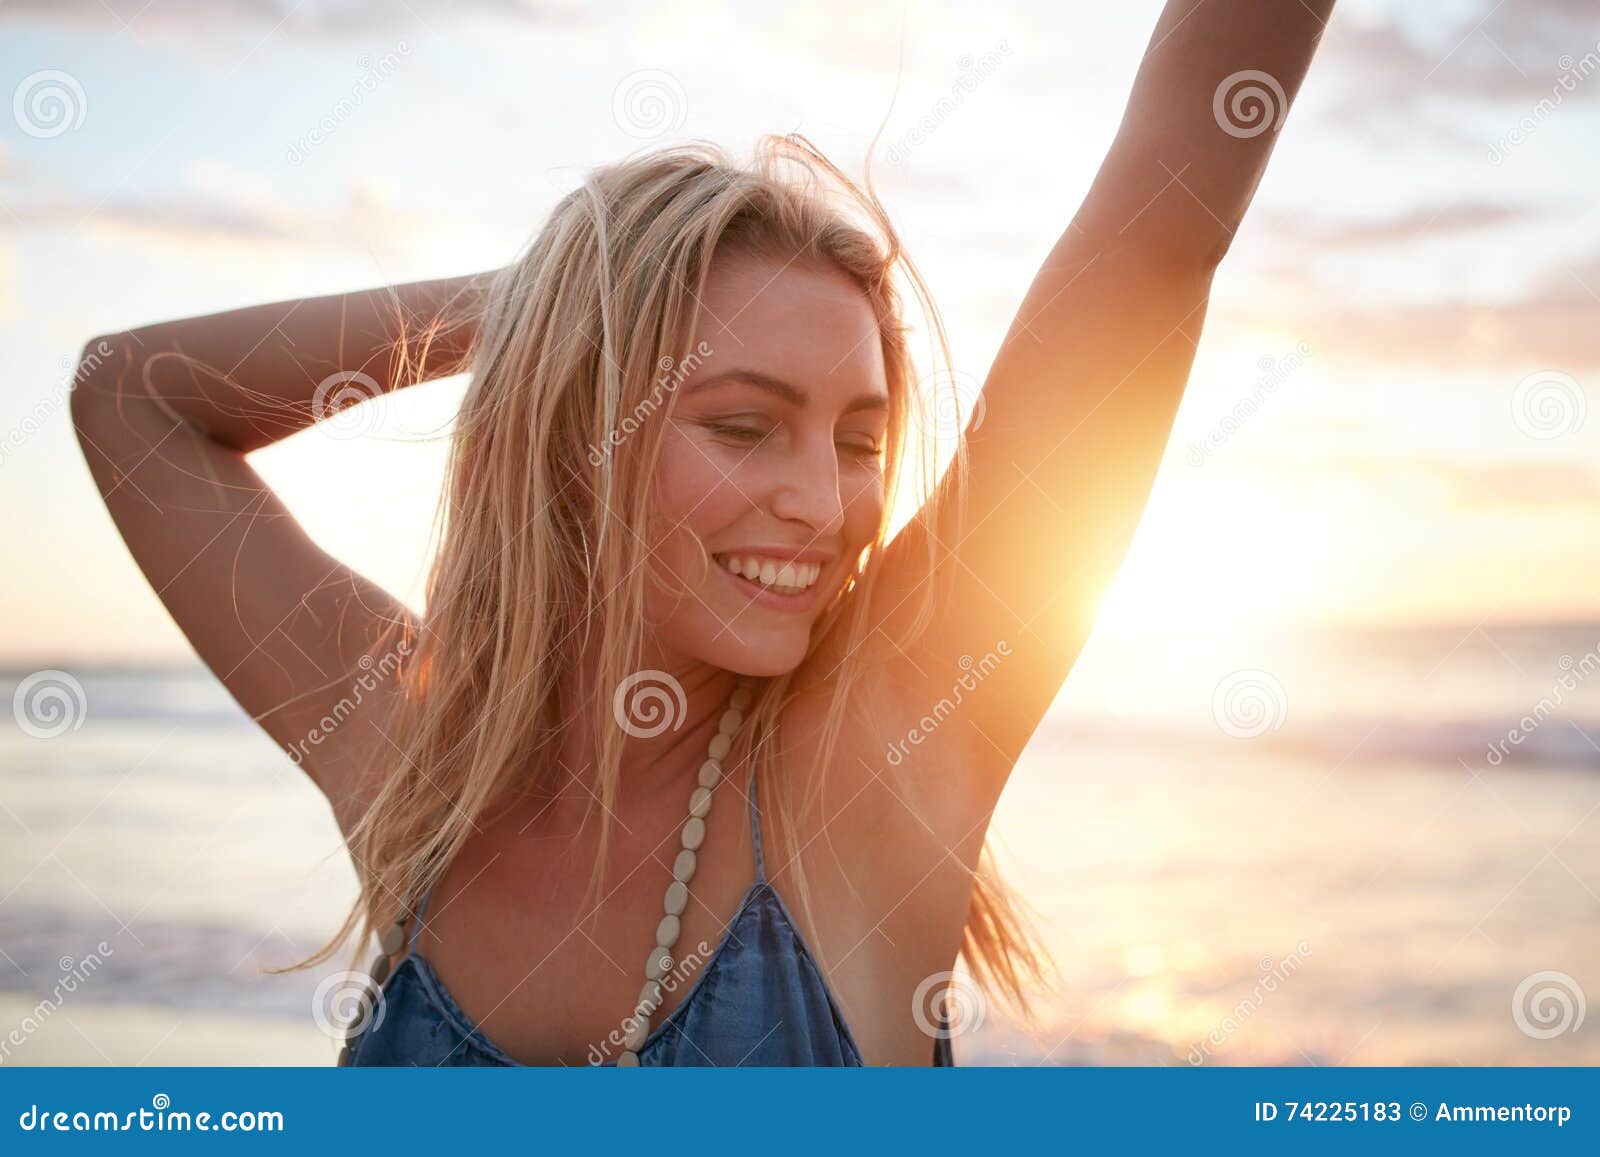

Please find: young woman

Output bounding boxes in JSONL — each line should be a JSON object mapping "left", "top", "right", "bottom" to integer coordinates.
{"left": 70, "top": 0, "right": 1334, "bottom": 1066}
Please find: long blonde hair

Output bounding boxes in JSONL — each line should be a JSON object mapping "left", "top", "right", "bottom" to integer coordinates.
{"left": 296, "top": 134, "right": 1046, "bottom": 1012}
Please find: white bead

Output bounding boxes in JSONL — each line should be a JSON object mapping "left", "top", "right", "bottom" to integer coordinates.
{"left": 612, "top": 684, "right": 748, "bottom": 1071}
{"left": 688, "top": 787, "right": 712, "bottom": 818}
{"left": 663, "top": 880, "right": 688, "bottom": 915}
{"left": 672, "top": 848, "right": 697, "bottom": 883}
{"left": 623, "top": 1014, "right": 649, "bottom": 1052}
{"left": 638, "top": 979, "right": 663, "bottom": 1015}
{"left": 379, "top": 921, "right": 405, "bottom": 956}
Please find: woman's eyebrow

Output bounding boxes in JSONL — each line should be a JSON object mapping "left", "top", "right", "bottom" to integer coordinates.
{"left": 685, "top": 369, "right": 888, "bottom": 415}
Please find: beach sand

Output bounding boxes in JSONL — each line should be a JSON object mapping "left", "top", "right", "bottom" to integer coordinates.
{"left": 0, "top": 996, "right": 332, "bottom": 1066}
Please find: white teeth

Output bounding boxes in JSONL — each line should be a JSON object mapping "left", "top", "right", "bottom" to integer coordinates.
{"left": 715, "top": 554, "right": 822, "bottom": 593}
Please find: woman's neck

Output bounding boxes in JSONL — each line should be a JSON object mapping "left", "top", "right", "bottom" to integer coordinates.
{"left": 549, "top": 651, "right": 740, "bottom": 812}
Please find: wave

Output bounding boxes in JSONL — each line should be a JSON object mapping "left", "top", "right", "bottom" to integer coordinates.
{"left": 1048, "top": 713, "right": 1600, "bottom": 772}
{"left": 0, "top": 906, "right": 331, "bottom": 1020}
{"left": 11, "top": 655, "right": 1600, "bottom": 771}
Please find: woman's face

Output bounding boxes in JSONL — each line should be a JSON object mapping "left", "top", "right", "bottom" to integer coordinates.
{"left": 645, "top": 248, "right": 891, "bottom": 677}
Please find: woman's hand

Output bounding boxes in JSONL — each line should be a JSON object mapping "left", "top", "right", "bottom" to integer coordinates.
{"left": 73, "top": 270, "right": 500, "bottom": 454}
{"left": 69, "top": 268, "right": 500, "bottom": 830}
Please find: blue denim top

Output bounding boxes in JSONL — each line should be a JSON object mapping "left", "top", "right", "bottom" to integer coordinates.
{"left": 347, "top": 772, "right": 954, "bottom": 1066}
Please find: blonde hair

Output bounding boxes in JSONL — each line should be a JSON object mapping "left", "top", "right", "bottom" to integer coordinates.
{"left": 294, "top": 134, "right": 1047, "bottom": 1015}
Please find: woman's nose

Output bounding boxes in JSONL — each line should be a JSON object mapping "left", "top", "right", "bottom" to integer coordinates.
{"left": 766, "top": 437, "right": 847, "bottom": 537}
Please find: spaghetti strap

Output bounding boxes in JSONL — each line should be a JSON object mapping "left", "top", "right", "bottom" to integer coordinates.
{"left": 407, "top": 878, "right": 437, "bottom": 954}
{"left": 746, "top": 768, "right": 767, "bottom": 882}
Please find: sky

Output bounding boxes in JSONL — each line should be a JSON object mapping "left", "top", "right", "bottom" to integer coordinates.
{"left": 3, "top": 0, "right": 1599, "bottom": 663}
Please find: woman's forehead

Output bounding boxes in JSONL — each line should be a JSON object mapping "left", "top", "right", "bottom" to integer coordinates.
{"left": 690, "top": 253, "right": 887, "bottom": 393}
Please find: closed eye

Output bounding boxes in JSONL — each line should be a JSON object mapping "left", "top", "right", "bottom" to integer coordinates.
{"left": 707, "top": 421, "right": 880, "bottom": 462}
{"left": 706, "top": 422, "right": 771, "bottom": 444}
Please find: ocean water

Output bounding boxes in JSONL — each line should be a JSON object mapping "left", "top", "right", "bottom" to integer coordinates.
{"left": 2, "top": 621, "right": 1597, "bottom": 1066}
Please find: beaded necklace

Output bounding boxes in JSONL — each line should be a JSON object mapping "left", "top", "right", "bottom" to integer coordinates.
{"left": 337, "top": 676, "right": 757, "bottom": 1066}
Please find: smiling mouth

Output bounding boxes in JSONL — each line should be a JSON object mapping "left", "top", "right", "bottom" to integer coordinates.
{"left": 712, "top": 553, "right": 824, "bottom": 597}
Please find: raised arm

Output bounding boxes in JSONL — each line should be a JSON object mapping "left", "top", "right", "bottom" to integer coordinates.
{"left": 70, "top": 271, "right": 496, "bottom": 829}
{"left": 866, "top": 0, "right": 1335, "bottom": 795}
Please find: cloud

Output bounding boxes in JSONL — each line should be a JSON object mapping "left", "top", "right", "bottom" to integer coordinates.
{"left": 1250, "top": 257, "right": 1600, "bottom": 374}
{"left": 0, "top": 0, "right": 589, "bottom": 36}
{"left": 1459, "top": 0, "right": 1600, "bottom": 70}
{"left": 1232, "top": 449, "right": 1600, "bottom": 516}
{"left": 6, "top": 191, "right": 293, "bottom": 244}
{"left": 1228, "top": 195, "right": 1600, "bottom": 373}
{"left": 1317, "top": 4, "right": 1600, "bottom": 128}
{"left": 1434, "top": 458, "right": 1600, "bottom": 512}
{"left": 0, "top": 176, "right": 469, "bottom": 262}
{"left": 1255, "top": 201, "right": 1538, "bottom": 250}
{"left": 0, "top": 239, "right": 15, "bottom": 322}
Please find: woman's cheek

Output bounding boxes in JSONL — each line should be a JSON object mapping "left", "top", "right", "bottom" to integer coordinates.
{"left": 656, "top": 433, "right": 735, "bottom": 521}
{"left": 846, "top": 470, "right": 885, "bottom": 531}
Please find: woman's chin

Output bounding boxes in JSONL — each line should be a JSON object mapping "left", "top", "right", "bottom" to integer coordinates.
{"left": 649, "top": 593, "right": 820, "bottom": 679}
{"left": 696, "top": 636, "right": 809, "bottom": 679}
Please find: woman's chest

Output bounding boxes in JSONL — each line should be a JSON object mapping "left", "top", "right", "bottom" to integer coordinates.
{"left": 412, "top": 785, "right": 760, "bottom": 1066}
{"left": 407, "top": 710, "right": 984, "bottom": 1066}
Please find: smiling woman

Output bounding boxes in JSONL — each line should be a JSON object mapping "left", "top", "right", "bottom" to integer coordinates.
{"left": 66, "top": 0, "right": 1337, "bottom": 1068}
{"left": 650, "top": 254, "right": 897, "bottom": 677}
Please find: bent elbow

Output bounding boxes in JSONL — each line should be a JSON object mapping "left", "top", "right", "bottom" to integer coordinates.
{"left": 67, "top": 333, "right": 129, "bottom": 425}
{"left": 1130, "top": 218, "right": 1235, "bottom": 277}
